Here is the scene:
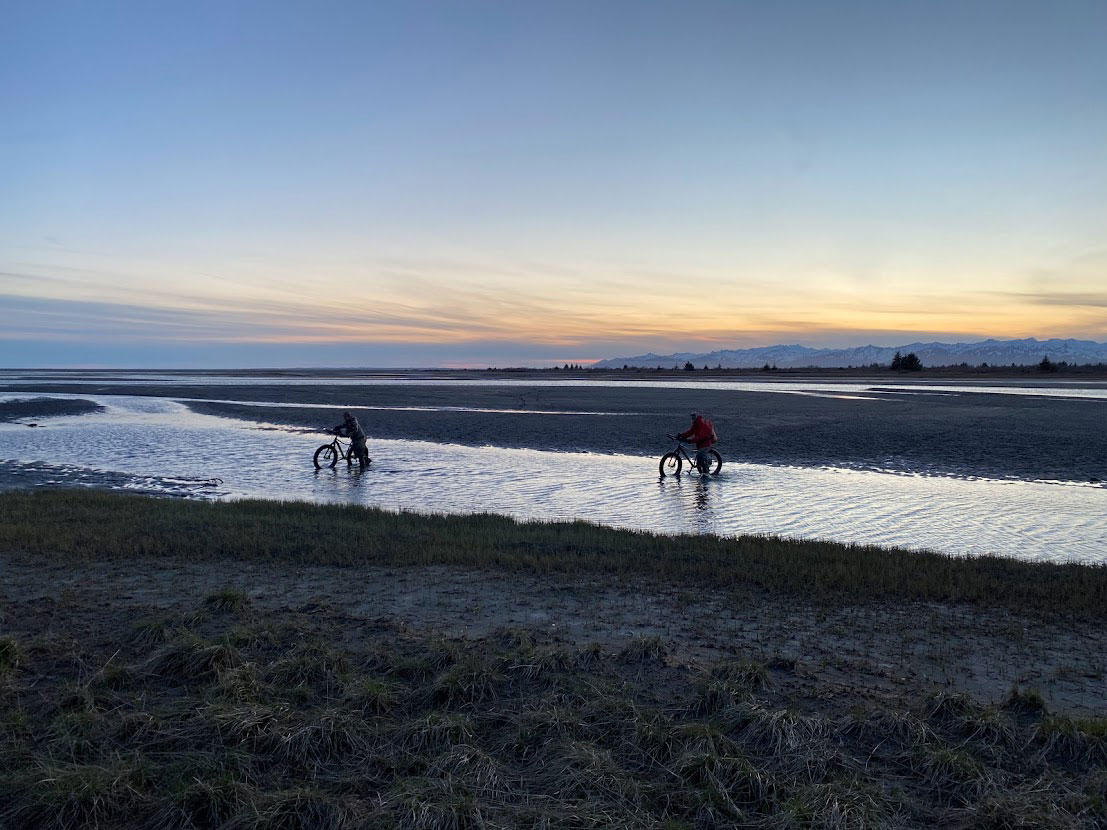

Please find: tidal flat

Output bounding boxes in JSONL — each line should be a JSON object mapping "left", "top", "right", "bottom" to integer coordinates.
{"left": 10, "top": 373, "right": 1103, "bottom": 482}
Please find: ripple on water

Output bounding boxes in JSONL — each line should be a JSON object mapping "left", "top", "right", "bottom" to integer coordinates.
{"left": 0, "top": 394, "right": 1104, "bottom": 562}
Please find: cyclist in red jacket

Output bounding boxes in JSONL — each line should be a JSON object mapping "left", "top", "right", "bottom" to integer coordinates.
{"left": 679, "top": 412, "right": 718, "bottom": 473}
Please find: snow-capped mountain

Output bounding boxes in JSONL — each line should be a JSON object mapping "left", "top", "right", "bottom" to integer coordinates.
{"left": 593, "top": 338, "right": 1107, "bottom": 369}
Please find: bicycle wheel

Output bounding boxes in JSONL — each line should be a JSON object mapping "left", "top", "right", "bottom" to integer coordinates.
{"left": 702, "top": 450, "right": 722, "bottom": 476}
{"left": 313, "top": 444, "right": 338, "bottom": 469}
{"left": 659, "top": 452, "right": 682, "bottom": 477}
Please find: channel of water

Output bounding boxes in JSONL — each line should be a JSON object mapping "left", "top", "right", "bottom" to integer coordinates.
{"left": 2, "top": 393, "right": 1105, "bottom": 563}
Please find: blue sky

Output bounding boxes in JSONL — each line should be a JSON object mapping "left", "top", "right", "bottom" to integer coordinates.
{"left": 2, "top": 0, "right": 1105, "bottom": 367}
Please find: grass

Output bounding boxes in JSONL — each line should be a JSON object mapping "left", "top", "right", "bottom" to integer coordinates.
{"left": 1, "top": 597, "right": 1104, "bottom": 830}
{"left": 3, "top": 489, "right": 1107, "bottom": 616}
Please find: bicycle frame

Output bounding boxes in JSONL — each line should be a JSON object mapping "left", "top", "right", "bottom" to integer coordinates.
{"left": 669, "top": 439, "right": 696, "bottom": 465}
{"left": 328, "top": 435, "right": 354, "bottom": 463}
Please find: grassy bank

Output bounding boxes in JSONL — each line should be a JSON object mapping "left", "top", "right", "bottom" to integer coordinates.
{"left": 2, "top": 593, "right": 1105, "bottom": 829}
{"left": 2, "top": 489, "right": 1105, "bottom": 617}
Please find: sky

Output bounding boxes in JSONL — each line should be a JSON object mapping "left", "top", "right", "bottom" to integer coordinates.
{"left": 2, "top": 0, "right": 1106, "bottom": 368}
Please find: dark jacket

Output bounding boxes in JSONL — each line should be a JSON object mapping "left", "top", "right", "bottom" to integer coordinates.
{"left": 334, "top": 415, "right": 366, "bottom": 442}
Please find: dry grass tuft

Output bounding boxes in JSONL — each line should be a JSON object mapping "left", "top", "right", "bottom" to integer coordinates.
{"left": 725, "top": 703, "right": 831, "bottom": 757}
{"left": 130, "top": 617, "right": 178, "bottom": 648}
{"left": 401, "top": 712, "right": 476, "bottom": 755}
{"left": 618, "top": 635, "right": 669, "bottom": 664}
{"left": 840, "top": 708, "right": 936, "bottom": 748}
{"left": 143, "top": 635, "right": 242, "bottom": 683}
{"left": 507, "top": 648, "right": 570, "bottom": 686}
{"left": 390, "top": 777, "right": 484, "bottom": 830}
{"left": 203, "top": 588, "right": 251, "bottom": 613}
{"left": 0, "top": 761, "right": 150, "bottom": 829}
{"left": 550, "top": 740, "right": 644, "bottom": 807}
{"left": 279, "top": 707, "right": 373, "bottom": 767}
{"left": 1032, "top": 716, "right": 1107, "bottom": 765}
{"left": 1001, "top": 685, "right": 1049, "bottom": 715}
{"left": 433, "top": 658, "right": 504, "bottom": 707}
{"left": 711, "top": 658, "right": 771, "bottom": 690}
{"left": 943, "top": 778, "right": 1086, "bottom": 830}
{"left": 344, "top": 677, "right": 400, "bottom": 716}
{"left": 573, "top": 643, "right": 604, "bottom": 669}
{"left": 912, "top": 744, "right": 991, "bottom": 806}
{"left": 228, "top": 787, "right": 358, "bottom": 830}
{"left": 265, "top": 643, "right": 348, "bottom": 698}
{"left": 428, "top": 744, "right": 506, "bottom": 799}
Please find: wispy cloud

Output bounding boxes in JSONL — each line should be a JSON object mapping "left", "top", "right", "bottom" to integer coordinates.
{"left": 1016, "top": 292, "right": 1107, "bottom": 308}
{"left": 3, "top": 241, "right": 1106, "bottom": 366}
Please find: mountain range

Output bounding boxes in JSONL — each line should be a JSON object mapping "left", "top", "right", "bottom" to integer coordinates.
{"left": 592, "top": 338, "right": 1107, "bottom": 369}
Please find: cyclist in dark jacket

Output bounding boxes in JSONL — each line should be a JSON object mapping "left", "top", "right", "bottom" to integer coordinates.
{"left": 333, "top": 411, "right": 369, "bottom": 466}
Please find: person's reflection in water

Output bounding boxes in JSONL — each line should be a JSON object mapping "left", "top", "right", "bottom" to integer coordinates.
{"left": 694, "top": 477, "right": 711, "bottom": 511}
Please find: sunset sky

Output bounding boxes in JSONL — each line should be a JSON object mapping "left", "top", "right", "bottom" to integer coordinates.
{"left": 2, "top": 0, "right": 1105, "bottom": 367}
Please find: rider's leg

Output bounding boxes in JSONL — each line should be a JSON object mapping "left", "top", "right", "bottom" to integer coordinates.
{"left": 695, "top": 447, "right": 708, "bottom": 473}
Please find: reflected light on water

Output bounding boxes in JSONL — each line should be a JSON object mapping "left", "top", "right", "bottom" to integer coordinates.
{"left": 1, "top": 393, "right": 1105, "bottom": 563}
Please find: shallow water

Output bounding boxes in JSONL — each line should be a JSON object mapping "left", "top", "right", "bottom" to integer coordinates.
{"left": 2, "top": 393, "right": 1105, "bottom": 563}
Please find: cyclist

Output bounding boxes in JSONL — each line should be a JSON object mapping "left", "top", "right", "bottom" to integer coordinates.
{"left": 332, "top": 411, "right": 369, "bottom": 466}
{"left": 678, "top": 411, "right": 718, "bottom": 473}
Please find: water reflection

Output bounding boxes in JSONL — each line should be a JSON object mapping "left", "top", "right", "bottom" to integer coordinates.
{"left": 1, "top": 393, "right": 1105, "bottom": 562}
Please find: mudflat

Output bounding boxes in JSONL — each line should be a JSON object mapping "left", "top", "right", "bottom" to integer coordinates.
{"left": 0, "top": 396, "right": 102, "bottom": 423}
{"left": 172, "top": 382, "right": 1107, "bottom": 483}
{"left": 5, "top": 376, "right": 1105, "bottom": 483}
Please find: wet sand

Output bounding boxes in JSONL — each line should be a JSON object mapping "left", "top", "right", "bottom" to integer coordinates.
{"left": 0, "top": 396, "right": 102, "bottom": 423}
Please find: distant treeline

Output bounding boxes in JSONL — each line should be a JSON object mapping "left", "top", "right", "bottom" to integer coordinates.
{"left": 484, "top": 360, "right": 1107, "bottom": 375}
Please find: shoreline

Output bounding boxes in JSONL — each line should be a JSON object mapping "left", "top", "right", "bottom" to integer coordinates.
{"left": 5, "top": 489, "right": 1105, "bottom": 617}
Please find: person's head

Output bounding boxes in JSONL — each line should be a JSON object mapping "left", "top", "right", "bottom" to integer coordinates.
{"left": 343, "top": 411, "right": 354, "bottom": 422}
{"left": 690, "top": 411, "right": 701, "bottom": 422}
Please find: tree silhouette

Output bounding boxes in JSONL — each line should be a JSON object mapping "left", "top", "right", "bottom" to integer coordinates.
{"left": 891, "top": 351, "right": 922, "bottom": 371}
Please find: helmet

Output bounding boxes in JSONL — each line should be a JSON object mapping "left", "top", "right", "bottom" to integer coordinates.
{"left": 343, "top": 411, "right": 353, "bottom": 419}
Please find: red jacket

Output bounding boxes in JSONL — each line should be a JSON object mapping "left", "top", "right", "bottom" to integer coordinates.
{"left": 680, "top": 416, "right": 717, "bottom": 448}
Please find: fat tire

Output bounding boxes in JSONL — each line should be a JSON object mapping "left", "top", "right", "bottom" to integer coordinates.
{"left": 314, "top": 444, "right": 338, "bottom": 469}
{"left": 659, "top": 452, "right": 682, "bottom": 477}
